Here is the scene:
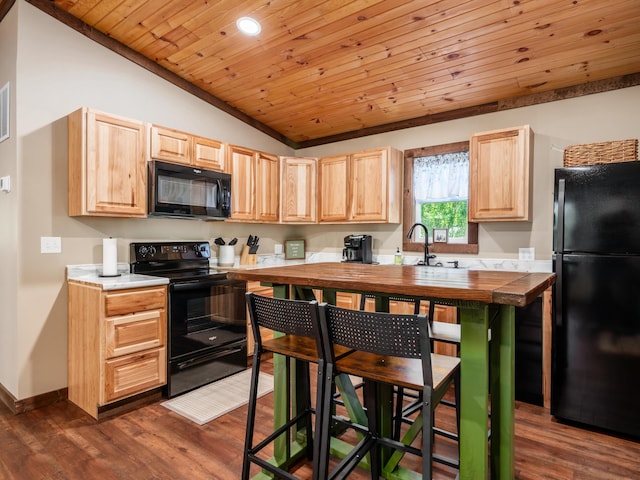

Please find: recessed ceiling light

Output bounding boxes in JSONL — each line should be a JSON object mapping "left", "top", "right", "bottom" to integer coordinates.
{"left": 236, "top": 17, "right": 261, "bottom": 36}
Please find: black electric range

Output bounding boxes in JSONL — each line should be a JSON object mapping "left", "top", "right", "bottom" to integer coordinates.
{"left": 130, "top": 241, "right": 247, "bottom": 398}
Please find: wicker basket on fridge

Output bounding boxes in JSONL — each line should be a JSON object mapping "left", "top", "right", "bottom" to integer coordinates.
{"left": 563, "top": 139, "right": 638, "bottom": 167}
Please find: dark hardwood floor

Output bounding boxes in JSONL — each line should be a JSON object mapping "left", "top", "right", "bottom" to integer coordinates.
{"left": 1, "top": 360, "right": 639, "bottom": 479}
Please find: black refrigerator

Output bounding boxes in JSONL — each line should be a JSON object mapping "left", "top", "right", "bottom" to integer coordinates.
{"left": 552, "top": 161, "right": 640, "bottom": 438}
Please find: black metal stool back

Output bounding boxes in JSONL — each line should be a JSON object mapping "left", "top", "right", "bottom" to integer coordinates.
{"left": 243, "top": 293, "right": 325, "bottom": 480}
{"left": 317, "top": 303, "right": 459, "bottom": 479}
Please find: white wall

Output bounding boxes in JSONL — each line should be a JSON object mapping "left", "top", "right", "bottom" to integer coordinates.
{"left": 2, "top": 0, "right": 639, "bottom": 401}
{"left": 298, "top": 86, "right": 640, "bottom": 259}
{"left": 5, "top": 1, "right": 296, "bottom": 401}
{"left": 0, "top": 5, "right": 19, "bottom": 398}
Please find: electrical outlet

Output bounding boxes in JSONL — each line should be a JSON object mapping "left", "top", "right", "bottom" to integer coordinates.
{"left": 41, "top": 236, "right": 62, "bottom": 254}
{"left": 518, "top": 247, "right": 535, "bottom": 261}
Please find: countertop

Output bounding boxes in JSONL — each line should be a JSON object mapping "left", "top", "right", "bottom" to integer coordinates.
{"left": 228, "top": 262, "right": 556, "bottom": 307}
{"left": 211, "top": 252, "right": 553, "bottom": 273}
{"left": 66, "top": 251, "right": 552, "bottom": 292}
{"left": 66, "top": 264, "right": 169, "bottom": 291}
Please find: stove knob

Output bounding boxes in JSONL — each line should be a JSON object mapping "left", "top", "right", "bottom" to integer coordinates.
{"left": 138, "top": 246, "right": 148, "bottom": 257}
{"left": 148, "top": 246, "right": 157, "bottom": 256}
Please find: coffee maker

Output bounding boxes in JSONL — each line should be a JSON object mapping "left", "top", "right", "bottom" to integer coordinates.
{"left": 342, "top": 234, "right": 373, "bottom": 264}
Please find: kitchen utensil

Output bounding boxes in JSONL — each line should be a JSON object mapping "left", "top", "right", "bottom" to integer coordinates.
{"left": 228, "top": 238, "right": 238, "bottom": 246}
{"left": 249, "top": 244, "right": 259, "bottom": 254}
{"left": 247, "top": 235, "right": 254, "bottom": 246}
{"left": 214, "top": 237, "right": 225, "bottom": 246}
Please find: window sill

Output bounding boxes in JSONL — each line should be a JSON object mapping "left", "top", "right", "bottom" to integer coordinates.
{"left": 403, "top": 242, "right": 479, "bottom": 255}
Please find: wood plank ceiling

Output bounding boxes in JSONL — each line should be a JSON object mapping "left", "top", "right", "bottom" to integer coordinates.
{"left": 21, "top": 0, "right": 640, "bottom": 147}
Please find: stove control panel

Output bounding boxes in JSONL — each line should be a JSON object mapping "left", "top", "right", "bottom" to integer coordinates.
{"left": 130, "top": 242, "right": 211, "bottom": 262}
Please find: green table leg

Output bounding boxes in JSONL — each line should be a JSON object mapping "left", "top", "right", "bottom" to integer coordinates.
{"left": 459, "top": 305, "right": 490, "bottom": 480}
{"left": 270, "top": 284, "right": 294, "bottom": 467}
{"left": 490, "top": 305, "right": 515, "bottom": 480}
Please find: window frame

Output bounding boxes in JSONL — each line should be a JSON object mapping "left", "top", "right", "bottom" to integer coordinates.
{"left": 403, "top": 141, "right": 478, "bottom": 255}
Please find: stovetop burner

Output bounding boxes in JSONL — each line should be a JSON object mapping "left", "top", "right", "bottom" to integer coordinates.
{"left": 130, "top": 241, "right": 228, "bottom": 281}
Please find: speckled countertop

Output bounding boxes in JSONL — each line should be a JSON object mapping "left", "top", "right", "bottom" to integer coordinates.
{"left": 211, "top": 252, "right": 553, "bottom": 273}
{"left": 67, "top": 252, "right": 552, "bottom": 291}
{"left": 66, "top": 264, "right": 169, "bottom": 291}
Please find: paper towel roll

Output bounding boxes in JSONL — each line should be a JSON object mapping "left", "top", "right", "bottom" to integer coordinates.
{"left": 102, "top": 238, "right": 118, "bottom": 276}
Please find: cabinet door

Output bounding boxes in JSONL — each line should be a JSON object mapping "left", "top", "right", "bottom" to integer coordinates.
{"left": 335, "top": 292, "right": 360, "bottom": 310}
{"left": 350, "top": 149, "right": 388, "bottom": 221}
{"left": 281, "top": 157, "right": 317, "bottom": 223}
{"left": 469, "top": 125, "right": 532, "bottom": 222}
{"left": 150, "top": 125, "right": 191, "bottom": 165}
{"left": 228, "top": 145, "right": 256, "bottom": 220}
{"left": 193, "top": 136, "right": 225, "bottom": 171}
{"left": 318, "top": 154, "right": 349, "bottom": 222}
{"left": 102, "top": 348, "right": 166, "bottom": 403}
{"left": 255, "top": 152, "right": 280, "bottom": 222}
{"left": 246, "top": 282, "right": 275, "bottom": 356}
{"left": 69, "top": 109, "right": 147, "bottom": 217}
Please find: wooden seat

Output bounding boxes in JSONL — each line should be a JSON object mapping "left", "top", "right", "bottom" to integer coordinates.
{"left": 243, "top": 293, "right": 326, "bottom": 480}
{"left": 316, "top": 303, "right": 460, "bottom": 479}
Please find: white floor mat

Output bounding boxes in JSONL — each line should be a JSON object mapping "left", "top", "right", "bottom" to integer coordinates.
{"left": 161, "top": 370, "right": 273, "bottom": 425}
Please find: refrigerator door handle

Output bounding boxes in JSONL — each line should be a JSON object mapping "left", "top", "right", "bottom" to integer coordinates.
{"left": 556, "top": 178, "right": 566, "bottom": 253}
{"left": 554, "top": 254, "right": 563, "bottom": 328}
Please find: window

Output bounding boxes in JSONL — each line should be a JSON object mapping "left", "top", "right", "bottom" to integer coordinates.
{"left": 403, "top": 141, "right": 478, "bottom": 255}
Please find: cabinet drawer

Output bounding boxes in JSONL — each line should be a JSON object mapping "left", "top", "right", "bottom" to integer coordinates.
{"left": 104, "top": 310, "right": 166, "bottom": 358}
{"left": 102, "top": 348, "right": 166, "bottom": 403}
{"left": 104, "top": 287, "right": 166, "bottom": 317}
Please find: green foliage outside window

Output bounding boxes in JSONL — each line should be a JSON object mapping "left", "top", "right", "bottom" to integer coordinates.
{"left": 419, "top": 201, "right": 468, "bottom": 241}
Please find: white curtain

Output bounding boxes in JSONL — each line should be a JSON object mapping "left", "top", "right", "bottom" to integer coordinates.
{"left": 413, "top": 151, "right": 469, "bottom": 202}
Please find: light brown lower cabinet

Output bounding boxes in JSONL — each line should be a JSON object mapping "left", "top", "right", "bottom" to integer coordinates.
{"left": 246, "top": 281, "right": 274, "bottom": 357}
{"left": 68, "top": 282, "right": 167, "bottom": 419}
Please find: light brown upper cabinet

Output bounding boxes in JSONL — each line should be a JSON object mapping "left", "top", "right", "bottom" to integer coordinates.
{"left": 469, "top": 125, "right": 533, "bottom": 222}
{"left": 227, "top": 145, "right": 280, "bottom": 222}
{"left": 318, "top": 153, "right": 349, "bottom": 222}
{"left": 68, "top": 108, "right": 147, "bottom": 218}
{"left": 192, "top": 136, "right": 225, "bottom": 171}
{"left": 318, "top": 146, "right": 403, "bottom": 223}
{"left": 150, "top": 125, "right": 191, "bottom": 165}
{"left": 281, "top": 157, "right": 317, "bottom": 223}
{"left": 150, "top": 125, "right": 225, "bottom": 171}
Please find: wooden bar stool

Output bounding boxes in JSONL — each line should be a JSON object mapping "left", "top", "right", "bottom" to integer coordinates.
{"left": 243, "top": 293, "right": 326, "bottom": 480}
{"left": 316, "top": 303, "right": 460, "bottom": 479}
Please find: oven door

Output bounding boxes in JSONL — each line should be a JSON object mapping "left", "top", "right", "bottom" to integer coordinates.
{"left": 167, "top": 277, "right": 247, "bottom": 397}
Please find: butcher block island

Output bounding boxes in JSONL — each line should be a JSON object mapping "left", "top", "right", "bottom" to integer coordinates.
{"left": 228, "top": 262, "right": 555, "bottom": 480}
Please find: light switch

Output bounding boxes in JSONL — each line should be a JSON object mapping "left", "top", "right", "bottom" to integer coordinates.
{"left": 0, "top": 175, "right": 10, "bottom": 192}
{"left": 41, "top": 236, "right": 62, "bottom": 254}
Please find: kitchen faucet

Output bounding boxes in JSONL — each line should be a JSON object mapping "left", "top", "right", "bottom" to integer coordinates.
{"left": 407, "top": 222, "right": 437, "bottom": 266}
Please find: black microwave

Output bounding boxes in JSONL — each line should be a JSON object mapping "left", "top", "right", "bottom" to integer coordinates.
{"left": 149, "top": 161, "right": 231, "bottom": 220}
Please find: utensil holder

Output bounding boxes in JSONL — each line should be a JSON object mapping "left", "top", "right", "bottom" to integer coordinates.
{"left": 218, "top": 245, "right": 235, "bottom": 267}
{"left": 240, "top": 245, "right": 257, "bottom": 265}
